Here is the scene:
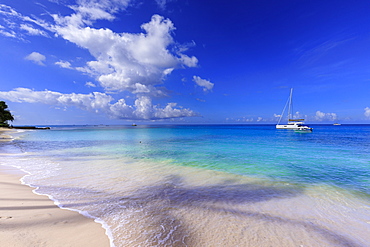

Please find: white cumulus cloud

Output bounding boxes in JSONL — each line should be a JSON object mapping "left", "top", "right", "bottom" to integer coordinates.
{"left": 193, "top": 76, "right": 214, "bottom": 92}
{"left": 55, "top": 60, "right": 72, "bottom": 69}
{"left": 51, "top": 12, "right": 198, "bottom": 96}
{"left": 0, "top": 1, "right": 203, "bottom": 121}
{"left": 0, "top": 88, "right": 197, "bottom": 120}
{"left": 25, "top": 52, "right": 46, "bottom": 66}
{"left": 364, "top": 107, "right": 370, "bottom": 118}
{"left": 315, "top": 110, "right": 337, "bottom": 121}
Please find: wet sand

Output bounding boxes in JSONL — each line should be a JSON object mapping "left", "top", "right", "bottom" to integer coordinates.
{"left": 0, "top": 166, "right": 110, "bottom": 247}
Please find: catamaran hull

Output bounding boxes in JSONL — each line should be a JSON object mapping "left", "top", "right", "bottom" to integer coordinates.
{"left": 276, "top": 124, "right": 301, "bottom": 129}
{"left": 276, "top": 123, "right": 312, "bottom": 131}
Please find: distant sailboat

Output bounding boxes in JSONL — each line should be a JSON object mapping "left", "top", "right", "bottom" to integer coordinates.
{"left": 276, "top": 88, "right": 312, "bottom": 131}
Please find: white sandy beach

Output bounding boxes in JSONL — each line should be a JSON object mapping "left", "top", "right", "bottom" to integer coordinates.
{"left": 0, "top": 165, "right": 110, "bottom": 247}
{"left": 0, "top": 127, "right": 15, "bottom": 141}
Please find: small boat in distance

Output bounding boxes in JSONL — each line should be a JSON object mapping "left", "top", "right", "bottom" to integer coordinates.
{"left": 276, "top": 88, "right": 312, "bottom": 131}
{"left": 333, "top": 123, "right": 341, "bottom": 126}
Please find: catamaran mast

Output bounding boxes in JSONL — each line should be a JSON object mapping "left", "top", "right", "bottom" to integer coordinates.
{"left": 277, "top": 88, "right": 292, "bottom": 125}
{"left": 287, "top": 88, "right": 293, "bottom": 121}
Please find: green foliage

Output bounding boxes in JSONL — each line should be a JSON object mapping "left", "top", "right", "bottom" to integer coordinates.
{"left": 0, "top": 101, "right": 14, "bottom": 127}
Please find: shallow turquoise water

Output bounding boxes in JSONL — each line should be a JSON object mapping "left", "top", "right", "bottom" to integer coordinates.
{"left": 11, "top": 124, "right": 370, "bottom": 194}
{"left": 1, "top": 124, "right": 370, "bottom": 246}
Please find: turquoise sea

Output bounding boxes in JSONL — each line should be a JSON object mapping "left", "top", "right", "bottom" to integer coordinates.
{"left": 1, "top": 124, "right": 370, "bottom": 246}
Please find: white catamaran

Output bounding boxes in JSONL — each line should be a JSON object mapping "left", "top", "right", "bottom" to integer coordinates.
{"left": 276, "top": 88, "right": 312, "bottom": 131}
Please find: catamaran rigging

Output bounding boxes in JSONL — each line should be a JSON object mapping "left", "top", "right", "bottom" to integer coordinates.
{"left": 276, "top": 88, "right": 312, "bottom": 131}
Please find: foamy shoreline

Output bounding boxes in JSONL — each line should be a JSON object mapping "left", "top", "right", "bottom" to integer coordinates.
{"left": 0, "top": 165, "right": 110, "bottom": 247}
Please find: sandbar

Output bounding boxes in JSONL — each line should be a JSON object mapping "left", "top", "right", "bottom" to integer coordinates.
{"left": 0, "top": 165, "right": 110, "bottom": 247}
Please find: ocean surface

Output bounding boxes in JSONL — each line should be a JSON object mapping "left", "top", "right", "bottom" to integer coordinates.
{"left": 1, "top": 124, "right": 370, "bottom": 247}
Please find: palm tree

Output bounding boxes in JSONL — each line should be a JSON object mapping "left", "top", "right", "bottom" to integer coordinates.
{"left": 0, "top": 101, "right": 14, "bottom": 127}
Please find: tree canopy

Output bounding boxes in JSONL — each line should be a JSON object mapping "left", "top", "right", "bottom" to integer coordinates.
{"left": 0, "top": 101, "right": 14, "bottom": 127}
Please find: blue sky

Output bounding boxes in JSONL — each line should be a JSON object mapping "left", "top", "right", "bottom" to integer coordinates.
{"left": 1, "top": 0, "right": 370, "bottom": 125}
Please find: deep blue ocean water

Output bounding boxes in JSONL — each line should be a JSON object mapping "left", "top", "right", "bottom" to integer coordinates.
{"left": 1, "top": 124, "right": 370, "bottom": 246}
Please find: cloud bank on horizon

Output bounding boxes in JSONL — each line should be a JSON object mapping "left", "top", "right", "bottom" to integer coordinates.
{"left": 0, "top": 0, "right": 209, "bottom": 120}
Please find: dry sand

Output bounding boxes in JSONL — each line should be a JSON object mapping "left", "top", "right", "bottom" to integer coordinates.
{"left": 0, "top": 165, "right": 110, "bottom": 247}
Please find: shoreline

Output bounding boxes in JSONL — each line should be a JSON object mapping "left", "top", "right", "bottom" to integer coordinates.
{"left": 0, "top": 165, "right": 110, "bottom": 247}
{"left": 0, "top": 127, "right": 16, "bottom": 141}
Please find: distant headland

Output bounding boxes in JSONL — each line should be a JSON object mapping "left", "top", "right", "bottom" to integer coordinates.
{"left": 9, "top": 126, "right": 51, "bottom": 130}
